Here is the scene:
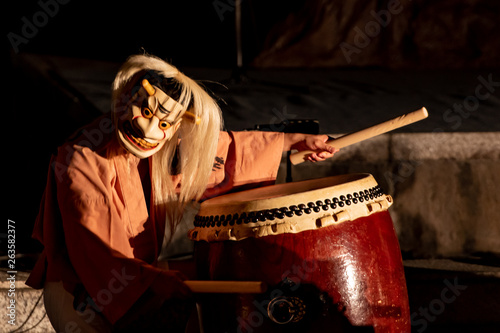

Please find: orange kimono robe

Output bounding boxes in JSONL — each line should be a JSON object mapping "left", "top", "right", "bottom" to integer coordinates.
{"left": 26, "top": 117, "right": 284, "bottom": 324}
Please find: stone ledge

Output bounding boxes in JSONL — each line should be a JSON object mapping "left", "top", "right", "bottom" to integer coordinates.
{"left": 404, "top": 258, "right": 500, "bottom": 279}
{"left": 391, "top": 132, "right": 500, "bottom": 161}
{"left": 278, "top": 131, "right": 500, "bottom": 257}
{"left": 404, "top": 259, "right": 500, "bottom": 332}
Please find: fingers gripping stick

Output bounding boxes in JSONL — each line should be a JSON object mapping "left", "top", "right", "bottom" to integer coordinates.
{"left": 289, "top": 107, "right": 429, "bottom": 165}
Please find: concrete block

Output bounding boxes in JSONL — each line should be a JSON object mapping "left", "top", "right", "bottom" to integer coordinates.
{"left": 277, "top": 132, "right": 500, "bottom": 258}
{"left": 391, "top": 132, "right": 500, "bottom": 161}
{"left": 388, "top": 158, "right": 500, "bottom": 258}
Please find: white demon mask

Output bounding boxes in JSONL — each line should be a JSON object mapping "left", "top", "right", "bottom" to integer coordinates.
{"left": 116, "top": 78, "right": 198, "bottom": 159}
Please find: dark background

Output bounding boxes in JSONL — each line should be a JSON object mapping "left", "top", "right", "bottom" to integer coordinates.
{"left": 4, "top": 0, "right": 500, "bottom": 260}
{"left": 3, "top": 2, "right": 500, "bottom": 331}
{"left": 5, "top": 0, "right": 305, "bottom": 67}
{"left": 4, "top": 0, "right": 305, "bottom": 256}
{"left": 7, "top": 0, "right": 499, "bottom": 68}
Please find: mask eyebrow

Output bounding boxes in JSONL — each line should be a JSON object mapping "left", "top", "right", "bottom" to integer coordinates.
{"left": 143, "top": 83, "right": 185, "bottom": 120}
{"left": 157, "top": 103, "right": 170, "bottom": 114}
{"left": 150, "top": 99, "right": 175, "bottom": 123}
{"left": 145, "top": 96, "right": 169, "bottom": 115}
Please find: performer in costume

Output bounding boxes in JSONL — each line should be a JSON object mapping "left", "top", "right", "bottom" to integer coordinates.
{"left": 26, "top": 54, "right": 337, "bottom": 332}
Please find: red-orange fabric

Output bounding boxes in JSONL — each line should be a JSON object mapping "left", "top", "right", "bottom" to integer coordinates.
{"left": 26, "top": 117, "right": 284, "bottom": 324}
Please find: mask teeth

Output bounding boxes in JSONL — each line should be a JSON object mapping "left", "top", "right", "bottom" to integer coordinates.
{"left": 123, "top": 121, "right": 159, "bottom": 150}
{"left": 131, "top": 135, "right": 159, "bottom": 149}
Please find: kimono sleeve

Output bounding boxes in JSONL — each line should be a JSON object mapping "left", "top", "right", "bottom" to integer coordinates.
{"left": 204, "top": 131, "right": 284, "bottom": 199}
{"left": 56, "top": 149, "right": 162, "bottom": 324}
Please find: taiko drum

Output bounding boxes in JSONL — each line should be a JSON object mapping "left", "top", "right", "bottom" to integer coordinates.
{"left": 189, "top": 174, "right": 410, "bottom": 332}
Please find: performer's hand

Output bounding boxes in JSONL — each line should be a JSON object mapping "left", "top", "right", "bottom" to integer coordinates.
{"left": 285, "top": 134, "right": 339, "bottom": 162}
{"left": 150, "top": 269, "right": 192, "bottom": 300}
{"left": 115, "top": 269, "right": 194, "bottom": 331}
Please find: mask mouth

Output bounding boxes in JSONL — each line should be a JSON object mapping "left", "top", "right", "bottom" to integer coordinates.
{"left": 121, "top": 121, "right": 160, "bottom": 150}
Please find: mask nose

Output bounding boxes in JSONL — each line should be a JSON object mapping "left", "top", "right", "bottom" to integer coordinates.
{"left": 135, "top": 116, "right": 166, "bottom": 141}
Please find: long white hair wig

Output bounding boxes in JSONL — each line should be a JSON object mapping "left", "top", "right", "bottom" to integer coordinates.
{"left": 111, "top": 54, "right": 223, "bottom": 241}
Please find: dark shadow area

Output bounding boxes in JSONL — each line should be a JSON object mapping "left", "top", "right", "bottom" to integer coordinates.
{"left": 4, "top": 1, "right": 500, "bottom": 332}
{"left": 194, "top": 213, "right": 411, "bottom": 332}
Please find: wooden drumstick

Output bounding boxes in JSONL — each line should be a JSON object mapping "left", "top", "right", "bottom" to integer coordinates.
{"left": 185, "top": 281, "right": 267, "bottom": 294}
{"left": 290, "top": 107, "right": 429, "bottom": 165}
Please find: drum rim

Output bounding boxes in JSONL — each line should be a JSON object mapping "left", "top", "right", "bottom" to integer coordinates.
{"left": 190, "top": 173, "right": 393, "bottom": 242}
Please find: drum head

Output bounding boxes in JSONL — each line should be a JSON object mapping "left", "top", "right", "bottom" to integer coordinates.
{"left": 189, "top": 174, "right": 392, "bottom": 242}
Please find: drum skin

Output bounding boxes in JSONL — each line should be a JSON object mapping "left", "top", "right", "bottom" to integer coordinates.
{"left": 193, "top": 175, "right": 410, "bottom": 332}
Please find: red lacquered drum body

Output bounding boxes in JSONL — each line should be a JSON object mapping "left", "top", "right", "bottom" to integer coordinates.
{"left": 189, "top": 174, "right": 410, "bottom": 332}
